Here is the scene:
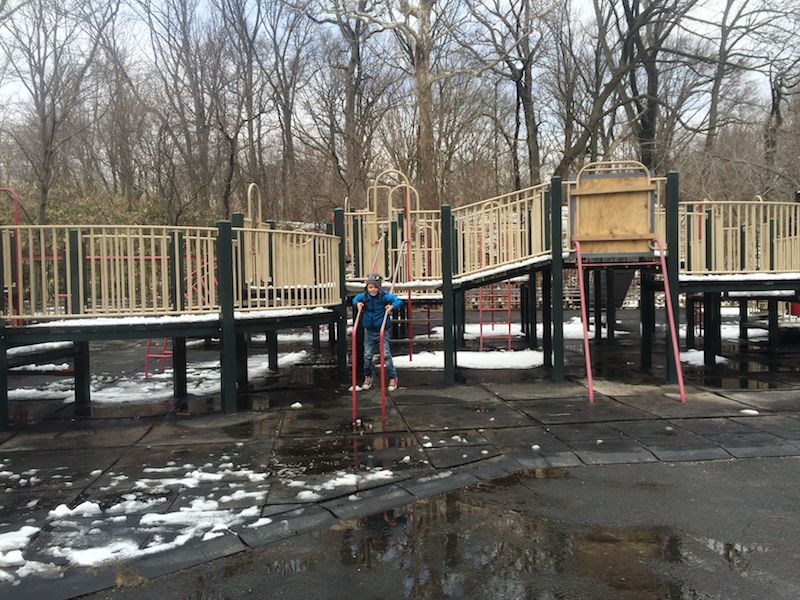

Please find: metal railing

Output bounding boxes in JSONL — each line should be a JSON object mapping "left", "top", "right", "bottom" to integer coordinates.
{"left": 680, "top": 200, "right": 800, "bottom": 275}
{"left": 1, "top": 221, "right": 342, "bottom": 323}
{"left": 452, "top": 184, "right": 549, "bottom": 278}
{"left": 233, "top": 227, "right": 340, "bottom": 311}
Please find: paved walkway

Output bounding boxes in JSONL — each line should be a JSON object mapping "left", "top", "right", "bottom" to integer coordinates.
{"left": 2, "top": 350, "right": 800, "bottom": 599}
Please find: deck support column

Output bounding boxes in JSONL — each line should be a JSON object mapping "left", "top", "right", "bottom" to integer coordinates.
{"left": 455, "top": 291, "right": 466, "bottom": 349}
{"left": 0, "top": 327, "right": 8, "bottom": 429}
{"left": 640, "top": 270, "right": 654, "bottom": 370}
{"left": 441, "top": 205, "right": 456, "bottom": 384}
{"left": 333, "top": 208, "right": 349, "bottom": 383}
{"left": 529, "top": 268, "right": 538, "bottom": 349}
{"left": 606, "top": 269, "right": 615, "bottom": 342}
{"left": 216, "top": 220, "right": 237, "bottom": 414}
{"left": 686, "top": 296, "right": 696, "bottom": 349}
{"left": 593, "top": 269, "right": 602, "bottom": 342}
{"left": 74, "top": 341, "right": 91, "bottom": 417}
{"left": 542, "top": 269, "right": 552, "bottom": 368}
{"left": 768, "top": 299, "right": 779, "bottom": 350}
{"left": 266, "top": 331, "right": 279, "bottom": 372}
{"left": 665, "top": 171, "right": 680, "bottom": 384}
{"left": 738, "top": 300, "right": 748, "bottom": 342}
{"left": 703, "top": 292, "right": 721, "bottom": 366}
{"left": 550, "top": 177, "right": 564, "bottom": 382}
{"left": 231, "top": 214, "right": 249, "bottom": 404}
{"left": 172, "top": 337, "right": 187, "bottom": 398}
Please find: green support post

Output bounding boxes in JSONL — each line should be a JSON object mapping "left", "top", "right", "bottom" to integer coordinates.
{"left": 686, "top": 296, "right": 695, "bottom": 349}
{"left": 334, "top": 208, "right": 349, "bottom": 382}
{"left": 216, "top": 220, "right": 237, "bottom": 414}
{"left": 529, "top": 268, "right": 538, "bottom": 349}
{"left": 542, "top": 270, "right": 552, "bottom": 368}
{"left": 550, "top": 178, "right": 564, "bottom": 382}
{"left": 231, "top": 213, "right": 248, "bottom": 403}
{"left": 593, "top": 269, "right": 602, "bottom": 342}
{"left": 768, "top": 299, "right": 779, "bottom": 350}
{"left": 641, "top": 271, "right": 653, "bottom": 370}
{"left": 169, "top": 231, "right": 187, "bottom": 399}
{"left": 0, "top": 324, "right": 8, "bottom": 429}
{"left": 441, "top": 205, "right": 455, "bottom": 384}
{"left": 266, "top": 330, "right": 279, "bottom": 371}
{"left": 703, "top": 292, "right": 721, "bottom": 366}
{"left": 353, "top": 216, "right": 362, "bottom": 277}
{"left": 665, "top": 171, "right": 680, "bottom": 384}
{"left": 68, "top": 230, "right": 82, "bottom": 315}
{"left": 454, "top": 291, "right": 464, "bottom": 349}
{"left": 74, "top": 341, "right": 91, "bottom": 417}
{"left": 739, "top": 300, "right": 748, "bottom": 341}
{"left": 606, "top": 269, "right": 615, "bottom": 342}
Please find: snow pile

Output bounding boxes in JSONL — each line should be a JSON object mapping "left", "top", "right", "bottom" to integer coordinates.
{"left": 394, "top": 349, "right": 543, "bottom": 370}
{"left": 679, "top": 350, "right": 729, "bottom": 366}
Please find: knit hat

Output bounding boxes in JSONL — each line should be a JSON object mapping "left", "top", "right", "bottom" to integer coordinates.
{"left": 365, "top": 273, "right": 382, "bottom": 288}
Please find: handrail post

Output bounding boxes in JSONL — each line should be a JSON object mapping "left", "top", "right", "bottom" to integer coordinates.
{"left": 665, "top": 171, "right": 680, "bottom": 384}
{"left": 550, "top": 177, "right": 564, "bottom": 382}
{"left": 334, "top": 208, "right": 348, "bottom": 382}
{"left": 0, "top": 320, "right": 7, "bottom": 429}
{"left": 216, "top": 220, "right": 237, "bottom": 414}
{"left": 441, "top": 205, "right": 455, "bottom": 384}
{"left": 68, "top": 229, "right": 82, "bottom": 315}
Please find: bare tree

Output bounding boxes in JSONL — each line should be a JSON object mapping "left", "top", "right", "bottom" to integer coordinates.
{"left": 0, "top": 0, "right": 118, "bottom": 223}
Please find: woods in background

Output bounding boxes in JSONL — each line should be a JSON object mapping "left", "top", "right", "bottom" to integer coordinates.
{"left": 0, "top": 0, "right": 798, "bottom": 225}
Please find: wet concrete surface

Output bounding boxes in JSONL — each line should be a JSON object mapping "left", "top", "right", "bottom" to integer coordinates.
{"left": 2, "top": 310, "right": 800, "bottom": 598}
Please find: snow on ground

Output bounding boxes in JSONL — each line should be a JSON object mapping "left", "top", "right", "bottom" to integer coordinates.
{"left": 8, "top": 351, "right": 308, "bottom": 404}
{"left": 422, "top": 318, "right": 628, "bottom": 342}
{"left": 394, "top": 349, "right": 544, "bottom": 370}
{"left": 679, "top": 350, "right": 729, "bottom": 366}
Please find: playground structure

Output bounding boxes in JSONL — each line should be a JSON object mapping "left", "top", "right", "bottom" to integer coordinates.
{"left": 3, "top": 161, "right": 800, "bottom": 427}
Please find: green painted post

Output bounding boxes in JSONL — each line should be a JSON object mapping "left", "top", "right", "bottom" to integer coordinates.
{"left": 68, "top": 230, "right": 82, "bottom": 315}
{"left": 665, "top": 171, "right": 680, "bottom": 384}
{"left": 231, "top": 213, "right": 248, "bottom": 401}
{"left": 769, "top": 219, "right": 775, "bottom": 271}
{"left": 550, "top": 177, "right": 564, "bottom": 382}
{"left": 334, "top": 208, "right": 348, "bottom": 382}
{"left": 529, "top": 269, "right": 538, "bottom": 348}
{"left": 441, "top": 205, "right": 455, "bottom": 384}
{"left": 739, "top": 300, "right": 748, "bottom": 341}
{"left": 74, "top": 341, "right": 91, "bottom": 417}
{"left": 606, "top": 269, "right": 615, "bottom": 342}
{"left": 686, "top": 297, "right": 695, "bottom": 349}
{"left": 0, "top": 235, "right": 5, "bottom": 315}
{"left": 169, "top": 231, "right": 187, "bottom": 398}
{"left": 641, "top": 271, "right": 653, "bottom": 370}
{"left": 768, "top": 299, "right": 779, "bottom": 350}
{"left": 542, "top": 268, "right": 552, "bottom": 367}
{"left": 353, "top": 216, "right": 362, "bottom": 277}
{"left": 216, "top": 220, "right": 237, "bottom": 414}
{"left": 593, "top": 269, "right": 602, "bottom": 342}
{"left": 686, "top": 205, "right": 693, "bottom": 271}
{"left": 705, "top": 209, "right": 713, "bottom": 272}
{"left": 0, "top": 325, "right": 7, "bottom": 429}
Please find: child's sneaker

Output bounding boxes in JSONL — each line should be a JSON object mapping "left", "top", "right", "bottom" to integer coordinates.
{"left": 387, "top": 378, "right": 398, "bottom": 392}
{"left": 361, "top": 376, "right": 373, "bottom": 390}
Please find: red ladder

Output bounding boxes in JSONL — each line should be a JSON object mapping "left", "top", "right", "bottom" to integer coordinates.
{"left": 575, "top": 239, "right": 685, "bottom": 403}
{"left": 478, "top": 280, "right": 513, "bottom": 350}
{"left": 144, "top": 338, "right": 173, "bottom": 379}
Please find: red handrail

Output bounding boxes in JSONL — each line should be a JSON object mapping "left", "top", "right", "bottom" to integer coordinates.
{"left": 574, "top": 241, "right": 595, "bottom": 401}
{"left": 351, "top": 304, "right": 364, "bottom": 423}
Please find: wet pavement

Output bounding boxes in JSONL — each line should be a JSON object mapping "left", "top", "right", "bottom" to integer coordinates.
{"left": 1, "top": 310, "right": 800, "bottom": 598}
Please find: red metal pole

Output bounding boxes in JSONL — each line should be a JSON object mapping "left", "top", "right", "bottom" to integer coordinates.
{"left": 575, "top": 242, "right": 595, "bottom": 402}
{"left": 654, "top": 238, "right": 687, "bottom": 403}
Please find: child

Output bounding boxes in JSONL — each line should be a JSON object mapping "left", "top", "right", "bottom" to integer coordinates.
{"left": 353, "top": 273, "right": 403, "bottom": 391}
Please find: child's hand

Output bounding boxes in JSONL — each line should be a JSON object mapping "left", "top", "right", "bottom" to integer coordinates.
{"left": 357, "top": 302, "right": 364, "bottom": 311}
{"left": 385, "top": 305, "right": 392, "bottom": 314}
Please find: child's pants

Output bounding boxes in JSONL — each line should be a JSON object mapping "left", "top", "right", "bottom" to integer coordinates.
{"left": 363, "top": 328, "right": 397, "bottom": 379}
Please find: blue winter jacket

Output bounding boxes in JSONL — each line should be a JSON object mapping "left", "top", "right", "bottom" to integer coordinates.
{"left": 353, "top": 289, "right": 403, "bottom": 331}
